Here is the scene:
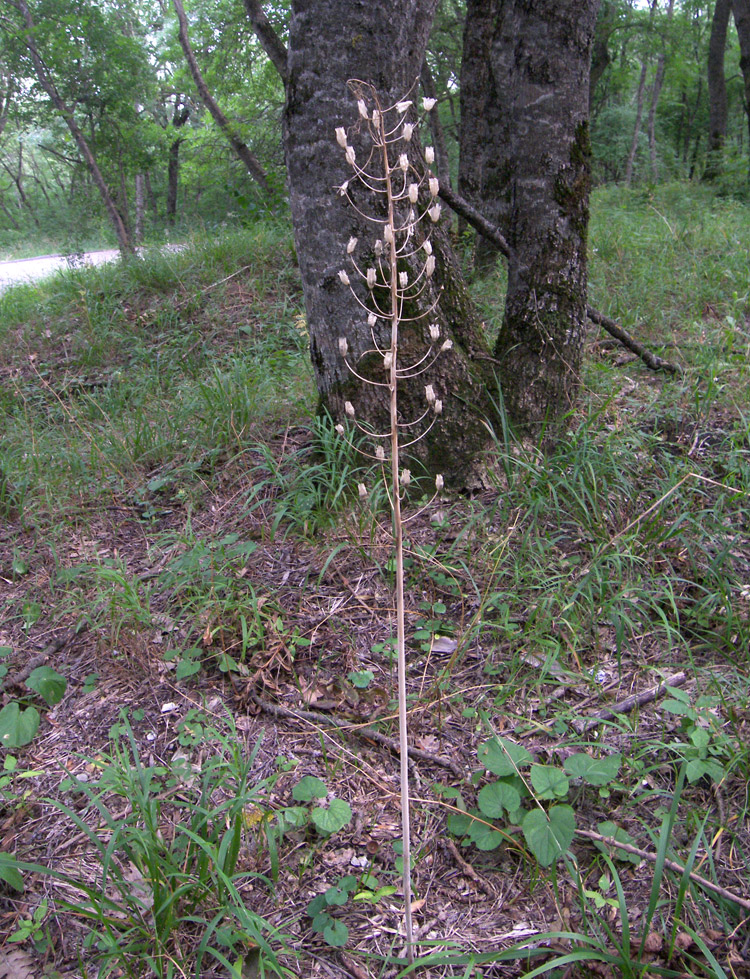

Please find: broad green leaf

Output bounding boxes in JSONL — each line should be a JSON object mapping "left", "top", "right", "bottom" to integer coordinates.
{"left": 522, "top": 805, "right": 576, "bottom": 866}
{"left": 307, "top": 896, "right": 327, "bottom": 918}
{"left": 12, "top": 554, "right": 28, "bottom": 575}
{"left": 689, "top": 728, "right": 710, "bottom": 749}
{"left": 596, "top": 821, "right": 640, "bottom": 865}
{"left": 564, "top": 752, "right": 621, "bottom": 787}
{"left": 310, "top": 909, "right": 331, "bottom": 932}
{"left": 467, "top": 814, "right": 505, "bottom": 851}
{"left": 353, "top": 885, "right": 397, "bottom": 902}
{"left": 0, "top": 703, "right": 40, "bottom": 748}
{"left": 530, "top": 764, "right": 569, "bottom": 799}
{"left": 685, "top": 758, "right": 725, "bottom": 783}
{"left": 347, "top": 670, "right": 373, "bottom": 689}
{"left": 323, "top": 918, "right": 348, "bottom": 947}
{"left": 312, "top": 798, "right": 352, "bottom": 835}
{"left": 0, "top": 647, "right": 13, "bottom": 659}
{"left": 661, "top": 698, "right": 694, "bottom": 716}
{"left": 446, "top": 810, "right": 472, "bottom": 836}
{"left": 176, "top": 659, "right": 201, "bottom": 680}
{"left": 26, "top": 667, "right": 67, "bottom": 706}
{"left": 276, "top": 806, "right": 308, "bottom": 833}
{"left": 325, "top": 884, "right": 350, "bottom": 906}
{"left": 292, "top": 775, "right": 327, "bottom": 801}
{"left": 477, "top": 737, "right": 533, "bottom": 777}
{"left": 477, "top": 780, "right": 521, "bottom": 817}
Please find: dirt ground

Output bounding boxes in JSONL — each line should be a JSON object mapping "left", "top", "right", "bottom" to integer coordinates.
{"left": 2, "top": 434, "right": 749, "bottom": 978}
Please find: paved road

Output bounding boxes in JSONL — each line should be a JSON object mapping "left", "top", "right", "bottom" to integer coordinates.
{"left": 0, "top": 245, "right": 183, "bottom": 292}
{"left": 0, "top": 248, "right": 124, "bottom": 291}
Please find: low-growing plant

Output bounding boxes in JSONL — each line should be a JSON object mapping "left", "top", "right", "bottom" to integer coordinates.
{"left": 660, "top": 686, "right": 741, "bottom": 784}
{"left": 446, "top": 726, "right": 623, "bottom": 866}
{"left": 44, "top": 710, "right": 291, "bottom": 978}
{"left": 0, "top": 653, "right": 67, "bottom": 750}
{"left": 306, "top": 868, "right": 397, "bottom": 949}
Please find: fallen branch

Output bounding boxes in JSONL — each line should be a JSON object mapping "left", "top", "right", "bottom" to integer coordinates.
{"left": 250, "top": 694, "right": 464, "bottom": 778}
{"left": 572, "top": 670, "right": 687, "bottom": 733}
{"left": 437, "top": 182, "right": 681, "bottom": 376}
{"left": 445, "top": 838, "right": 497, "bottom": 899}
{"left": 577, "top": 828, "right": 750, "bottom": 912}
{"left": 0, "top": 623, "right": 88, "bottom": 694}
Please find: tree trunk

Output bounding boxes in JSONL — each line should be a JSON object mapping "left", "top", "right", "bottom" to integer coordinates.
{"left": 589, "top": 1, "right": 613, "bottom": 114}
{"left": 144, "top": 171, "right": 158, "bottom": 224}
{"left": 167, "top": 101, "right": 190, "bottom": 225}
{"left": 0, "top": 73, "right": 13, "bottom": 139}
{"left": 647, "top": 0, "right": 674, "bottom": 181}
{"left": 625, "top": 0, "right": 658, "bottom": 187}
{"left": 490, "top": 0, "right": 599, "bottom": 437}
{"left": 134, "top": 173, "right": 145, "bottom": 244}
{"left": 458, "top": 0, "right": 502, "bottom": 268}
{"left": 167, "top": 137, "right": 183, "bottom": 225}
{"left": 172, "top": 0, "right": 272, "bottom": 196}
{"left": 284, "top": 0, "right": 498, "bottom": 483}
{"left": 732, "top": 0, "right": 750, "bottom": 169}
{"left": 11, "top": 0, "right": 133, "bottom": 253}
{"left": 241, "top": 0, "right": 288, "bottom": 84}
{"left": 704, "top": 0, "right": 731, "bottom": 181}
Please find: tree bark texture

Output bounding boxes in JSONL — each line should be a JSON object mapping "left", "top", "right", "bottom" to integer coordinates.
{"left": 732, "top": 0, "right": 750, "bottom": 164}
{"left": 704, "top": 0, "right": 731, "bottom": 180}
{"left": 11, "top": 0, "right": 133, "bottom": 253}
{"left": 172, "top": 0, "right": 272, "bottom": 195}
{"left": 458, "top": 0, "right": 503, "bottom": 268}
{"left": 284, "top": 0, "right": 498, "bottom": 484}
{"left": 490, "top": 0, "right": 599, "bottom": 437}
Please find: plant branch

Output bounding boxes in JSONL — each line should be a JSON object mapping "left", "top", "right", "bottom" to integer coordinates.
{"left": 437, "top": 181, "right": 681, "bottom": 375}
{"left": 172, "top": 0, "right": 272, "bottom": 194}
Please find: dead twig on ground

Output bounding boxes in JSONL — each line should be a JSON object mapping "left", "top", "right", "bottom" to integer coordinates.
{"left": 250, "top": 694, "right": 464, "bottom": 779}
{"left": 0, "top": 623, "right": 89, "bottom": 694}
{"left": 572, "top": 670, "right": 687, "bottom": 733}
{"left": 577, "top": 828, "right": 750, "bottom": 912}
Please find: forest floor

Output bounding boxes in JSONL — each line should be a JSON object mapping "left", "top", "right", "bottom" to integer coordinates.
{"left": 0, "top": 186, "right": 749, "bottom": 978}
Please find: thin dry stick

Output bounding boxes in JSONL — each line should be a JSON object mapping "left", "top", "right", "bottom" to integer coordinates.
{"left": 334, "top": 83, "right": 447, "bottom": 963}
{"left": 249, "top": 693, "right": 463, "bottom": 778}
{"left": 572, "top": 670, "right": 687, "bottom": 732}
{"left": 576, "top": 829, "right": 750, "bottom": 912}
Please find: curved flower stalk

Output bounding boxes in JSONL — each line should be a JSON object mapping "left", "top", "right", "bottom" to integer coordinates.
{"left": 333, "top": 79, "right": 448, "bottom": 964}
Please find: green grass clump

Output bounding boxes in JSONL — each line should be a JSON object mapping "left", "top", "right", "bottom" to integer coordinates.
{"left": 0, "top": 224, "right": 312, "bottom": 527}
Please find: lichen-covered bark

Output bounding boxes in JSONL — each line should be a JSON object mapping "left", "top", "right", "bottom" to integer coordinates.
{"left": 490, "top": 0, "right": 599, "bottom": 437}
{"left": 284, "top": 0, "right": 497, "bottom": 484}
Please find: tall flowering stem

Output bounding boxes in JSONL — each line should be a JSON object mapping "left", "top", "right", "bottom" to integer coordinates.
{"left": 333, "top": 80, "right": 446, "bottom": 964}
